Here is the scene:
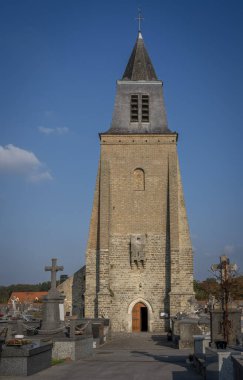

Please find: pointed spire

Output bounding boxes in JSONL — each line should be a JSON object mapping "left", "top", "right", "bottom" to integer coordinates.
{"left": 122, "top": 33, "right": 158, "bottom": 81}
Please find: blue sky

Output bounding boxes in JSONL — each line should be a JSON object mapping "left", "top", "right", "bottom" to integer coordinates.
{"left": 0, "top": 0, "right": 243, "bottom": 285}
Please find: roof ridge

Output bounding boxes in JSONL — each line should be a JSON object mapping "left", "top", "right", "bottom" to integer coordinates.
{"left": 131, "top": 35, "right": 139, "bottom": 80}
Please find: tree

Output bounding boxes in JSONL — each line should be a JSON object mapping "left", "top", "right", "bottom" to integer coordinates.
{"left": 0, "top": 281, "right": 51, "bottom": 303}
{"left": 194, "top": 278, "right": 220, "bottom": 301}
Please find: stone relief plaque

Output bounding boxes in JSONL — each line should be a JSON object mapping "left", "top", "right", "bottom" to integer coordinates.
{"left": 130, "top": 234, "right": 146, "bottom": 267}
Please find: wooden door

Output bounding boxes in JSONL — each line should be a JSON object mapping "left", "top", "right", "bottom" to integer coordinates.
{"left": 132, "top": 302, "right": 144, "bottom": 332}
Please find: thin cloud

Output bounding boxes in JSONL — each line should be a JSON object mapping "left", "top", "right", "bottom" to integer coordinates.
{"left": 29, "top": 171, "right": 53, "bottom": 183}
{"left": 38, "top": 126, "right": 69, "bottom": 135}
{"left": 0, "top": 144, "right": 52, "bottom": 182}
{"left": 44, "top": 110, "right": 54, "bottom": 117}
{"left": 0, "top": 144, "right": 40, "bottom": 172}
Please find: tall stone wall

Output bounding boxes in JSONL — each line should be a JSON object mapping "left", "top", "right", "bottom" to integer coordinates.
{"left": 57, "top": 277, "right": 73, "bottom": 316}
{"left": 85, "top": 134, "right": 194, "bottom": 332}
{"left": 72, "top": 266, "right": 86, "bottom": 317}
{"left": 57, "top": 266, "right": 86, "bottom": 318}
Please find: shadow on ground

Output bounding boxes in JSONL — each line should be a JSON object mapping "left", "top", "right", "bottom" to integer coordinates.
{"left": 130, "top": 350, "right": 189, "bottom": 365}
{"left": 151, "top": 334, "right": 176, "bottom": 348}
{"left": 130, "top": 350, "right": 196, "bottom": 380}
{"left": 172, "top": 370, "right": 198, "bottom": 380}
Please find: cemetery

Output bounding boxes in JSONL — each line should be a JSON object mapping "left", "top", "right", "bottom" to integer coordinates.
{"left": 0, "top": 255, "right": 242, "bottom": 378}
{"left": 0, "top": 258, "right": 110, "bottom": 376}
{"left": 0, "top": 4, "right": 243, "bottom": 379}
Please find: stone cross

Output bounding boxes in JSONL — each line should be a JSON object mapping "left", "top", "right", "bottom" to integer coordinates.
{"left": 45, "top": 258, "right": 63, "bottom": 289}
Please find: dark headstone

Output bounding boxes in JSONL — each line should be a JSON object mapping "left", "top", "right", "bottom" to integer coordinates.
{"left": 92, "top": 323, "right": 103, "bottom": 339}
{"left": 232, "top": 355, "right": 243, "bottom": 380}
{"left": 0, "top": 341, "right": 52, "bottom": 376}
{"left": 210, "top": 310, "right": 241, "bottom": 346}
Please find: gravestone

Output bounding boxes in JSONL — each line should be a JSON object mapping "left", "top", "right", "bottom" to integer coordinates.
{"left": 193, "top": 334, "right": 211, "bottom": 355}
{"left": 172, "top": 317, "right": 207, "bottom": 349}
{"left": 39, "top": 258, "right": 66, "bottom": 335}
{"left": 210, "top": 310, "right": 241, "bottom": 347}
{"left": 232, "top": 355, "right": 243, "bottom": 380}
{"left": 178, "top": 318, "right": 202, "bottom": 349}
{"left": 205, "top": 346, "right": 243, "bottom": 380}
{"left": 52, "top": 319, "right": 93, "bottom": 360}
{"left": 35, "top": 259, "right": 94, "bottom": 360}
{"left": 0, "top": 341, "right": 52, "bottom": 376}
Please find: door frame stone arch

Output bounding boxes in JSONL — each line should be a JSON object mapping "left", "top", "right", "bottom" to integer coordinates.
{"left": 128, "top": 298, "right": 153, "bottom": 332}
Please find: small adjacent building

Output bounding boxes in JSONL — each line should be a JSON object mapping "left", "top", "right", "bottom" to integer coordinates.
{"left": 8, "top": 292, "right": 48, "bottom": 305}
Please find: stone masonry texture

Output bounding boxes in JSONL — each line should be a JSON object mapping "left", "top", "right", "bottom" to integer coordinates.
{"left": 84, "top": 134, "right": 194, "bottom": 332}
{"left": 57, "top": 266, "right": 85, "bottom": 318}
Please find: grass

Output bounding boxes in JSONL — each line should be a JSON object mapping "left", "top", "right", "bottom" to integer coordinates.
{"left": 51, "top": 358, "right": 66, "bottom": 366}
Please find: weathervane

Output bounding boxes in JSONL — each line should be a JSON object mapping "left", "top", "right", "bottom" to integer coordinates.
{"left": 136, "top": 8, "right": 144, "bottom": 32}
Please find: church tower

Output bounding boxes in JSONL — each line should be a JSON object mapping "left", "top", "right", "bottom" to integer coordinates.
{"left": 84, "top": 31, "right": 194, "bottom": 332}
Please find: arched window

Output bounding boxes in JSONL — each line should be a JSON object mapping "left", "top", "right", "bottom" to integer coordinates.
{"left": 133, "top": 168, "right": 145, "bottom": 191}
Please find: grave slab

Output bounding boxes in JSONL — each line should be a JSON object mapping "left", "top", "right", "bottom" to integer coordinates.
{"left": 0, "top": 341, "right": 52, "bottom": 376}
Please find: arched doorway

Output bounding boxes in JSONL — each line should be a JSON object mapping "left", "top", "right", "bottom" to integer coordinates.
{"left": 132, "top": 302, "right": 148, "bottom": 332}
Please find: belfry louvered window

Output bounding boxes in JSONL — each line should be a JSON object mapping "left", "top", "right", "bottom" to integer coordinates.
{"left": 142, "top": 95, "right": 149, "bottom": 122}
{"left": 130, "top": 94, "right": 149, "bottom": 123}
{"left": 130, "top": 95, "right": 139, "bottom": 122}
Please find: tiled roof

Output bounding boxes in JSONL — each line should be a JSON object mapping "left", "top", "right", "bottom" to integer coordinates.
{"left": 8, "top": 291, "right": 48, "bottom": 304}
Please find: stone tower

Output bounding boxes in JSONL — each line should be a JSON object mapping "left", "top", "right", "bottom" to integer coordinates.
{"left": 84, "top": 32, "right": 194, "bottom": 332}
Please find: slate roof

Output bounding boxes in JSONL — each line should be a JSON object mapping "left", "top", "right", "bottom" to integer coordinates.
{"left": 122, "top": 32, "right": 158, "bottom": 81}
{"left": 103, "top": 32, "right": 172, "bottom": 135}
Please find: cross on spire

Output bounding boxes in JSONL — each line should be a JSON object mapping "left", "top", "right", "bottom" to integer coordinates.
{"left": 45, "top": 258, "right": 63, "bottom": 289}
{"left": 136, "top": 8, "right": 144, "bottom": 32}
